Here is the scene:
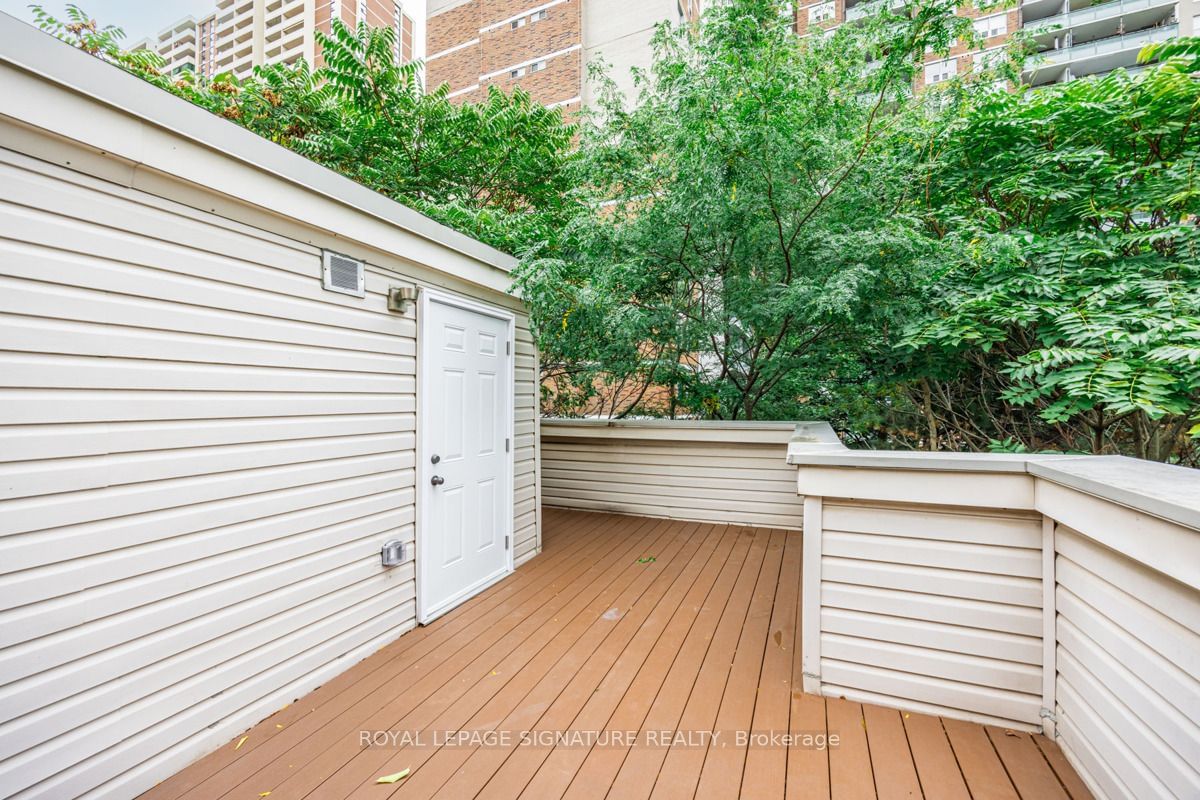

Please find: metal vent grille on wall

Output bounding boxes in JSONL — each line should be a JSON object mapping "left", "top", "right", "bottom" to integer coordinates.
{"left": 322, "top": 250, "right": 365, "bottom": 297}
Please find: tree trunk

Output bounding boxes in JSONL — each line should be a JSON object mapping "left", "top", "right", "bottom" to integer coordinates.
{"left": 921, "top": 378, "right": 939, "bottom": 451}
{"left": 1091, "top": 410, "right": 1106, "bottom": 455}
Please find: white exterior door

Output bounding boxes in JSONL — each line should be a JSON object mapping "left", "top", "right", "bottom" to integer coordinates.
{"left": 418, "top": 291, "right": 514, "bottom": 622}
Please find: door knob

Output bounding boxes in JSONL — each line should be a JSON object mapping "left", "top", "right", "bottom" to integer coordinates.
{"left": 431, "top": 475, "right": 445, "bottom": 486}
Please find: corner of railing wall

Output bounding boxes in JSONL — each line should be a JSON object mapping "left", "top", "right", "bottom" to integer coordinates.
{"left": 787, "top": 443, "right": 1200, "bottom": 800}
{"left": 784, "top": 421, "right": 847, "bottom": 462}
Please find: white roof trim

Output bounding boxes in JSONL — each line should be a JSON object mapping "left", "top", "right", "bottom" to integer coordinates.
{"left": 0, "top": 12, "right": 518, "bottom": 278}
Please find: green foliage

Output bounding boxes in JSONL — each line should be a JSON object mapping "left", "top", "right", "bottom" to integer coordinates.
{"left": 29, "top": 2, "right": 164, "bottom": 74}
{"left": 902, "top": 56, "right": 1200, "bottom": 461}
{"left": 30, "top": 4, "right": 578, "bottom": 256}
{"left": 515, "top": 0, "right": 973, "bottom": 420}
{"left": 293, "top": 21, "right": 578, "bottom": 251}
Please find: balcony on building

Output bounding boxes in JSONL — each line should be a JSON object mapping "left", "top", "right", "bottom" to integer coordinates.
{"left": 845, "top": 0, "right": 908, "bottom": 23}
{"left": 1022, "top": 0, "right": 1178, "bottom": 84}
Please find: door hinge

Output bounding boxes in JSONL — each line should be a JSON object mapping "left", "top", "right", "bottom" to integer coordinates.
{"left": 506, "top": 340, "right": 512, "bottom": 355}
{"left": 505, "top": 535, "right": 510, "bottom": 549}
{"left": 505, "top": 437, "right": 511, "bottom": 453}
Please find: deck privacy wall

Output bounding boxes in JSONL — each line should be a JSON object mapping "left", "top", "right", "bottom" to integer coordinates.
{"left": 540, "top": 420, "right": 807, "bottom": 529}
{"left": 0, "top": 31, "right": 538, "bottom": 800}
{"left": 818, "top": 500, "right": 1045, "bottom": 727}
{"left": 792, "top": 447, "right": 1200, "bottom": 800}
{"left": 1053, "top": 526, "right": 1200, "bottom": 798}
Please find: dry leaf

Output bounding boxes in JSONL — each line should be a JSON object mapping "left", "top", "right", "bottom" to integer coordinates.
{"left": 234, "top": 736, "right": 248, "bottom": 751}
{"left": 376, "top": 768, "right": 411, "bottom": 784}
{"left": 1004, "top": 729, "right": 1020, "bottom": 737}
{"left": 259, "top": 793, "right": 271, "bottom": 797}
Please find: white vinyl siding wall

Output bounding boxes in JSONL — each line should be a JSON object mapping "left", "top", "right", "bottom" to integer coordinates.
{"left": 0, "top": 150, "right": 413, "bottom": 800}
{"left": 791, "top": 447, "right": 1200, "bottom": 800}
{"left": 514, "top": 326, "right": 540, "bottom": 564}
{"left": 1053, "top": 527, "right": 1200, "bottom": 799}
{"left": 540, "top": 420, "right": 806, "bottom": 529}
{"left": 0, "top": 59, "right": 537, "bottom": 800}
{"left": 818, "top": 501, "right": 1045, "bottom": 728}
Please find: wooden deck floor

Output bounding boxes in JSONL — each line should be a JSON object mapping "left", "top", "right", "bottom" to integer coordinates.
{"left": 141, "top": 510, "right": 1091, "bottom": 800}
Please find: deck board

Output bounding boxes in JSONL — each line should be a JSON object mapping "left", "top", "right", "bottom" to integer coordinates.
{"left": 140, "top": 510, "right": 1090, "bottom": 800}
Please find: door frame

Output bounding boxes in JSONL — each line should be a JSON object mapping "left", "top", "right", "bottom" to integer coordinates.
{"left": 416, "top": 286, "right": 516, "bottom": 624}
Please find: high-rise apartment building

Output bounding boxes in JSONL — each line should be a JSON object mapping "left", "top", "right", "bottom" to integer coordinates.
{"left": 131, "top": 15, "right": 218, "bottom": 76}
{"left": 425, "top": 0, "right": 704, "bottom": 112}
{"left": 134, "top": 0, "right": 425, "bottom": 80}
{"left": 792, "top": 0, "right": 1193, "bottom": 88}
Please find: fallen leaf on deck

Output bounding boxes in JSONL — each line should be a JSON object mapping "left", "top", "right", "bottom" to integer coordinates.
{"left": 1004, "top": 729, "right": 1019, "bottom": 737}
{"left": 234, "top": 736, "right": 248, "bottom": 751}
{"left": 636, "top": 556, "right": 656, "bottom": 563}
{"left": 259, "top": 793, "right": 271, "bottom": 797}
{"left": 376, "top": 768, "right": 411, "bottom": 784}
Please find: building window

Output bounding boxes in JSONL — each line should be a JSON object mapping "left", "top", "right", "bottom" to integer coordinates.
{"left": 358, "top": 0, "right": 368, "bottom": 25}
{"left": 973, "top": 13, "right": 1006, "bottom": 39}
{"left": 808, "top": 1, "right": 835, "bottom": 24}
{"left": 510, "top": 67, "right": 526, "bottom": 78}
{"left": 529, "top": 60, "right": 546, "bottom": 72}
{"left": 975, "top": 46, "right": 1006, "bottom": 71}
{"left": 511, "top": 17, "right": 526, "bottom": 29}
{"left": 532, "top": 9, "right": 547, "bottom": 21}
{"left": 924, "top": 57, "right": 957, "bottom": 85}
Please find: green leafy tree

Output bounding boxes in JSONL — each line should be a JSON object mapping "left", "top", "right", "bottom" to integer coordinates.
{"left": 30, "top": 4, "right": 578, "bottom": 256}
{"left": 901, "top": 55, "right": 1200, "bottom": 462}
{"left": 515, "top": 0, "right": 981, "bottom": 419}
{"left": 296, "top": 21, "right": 579, "bottom": 251}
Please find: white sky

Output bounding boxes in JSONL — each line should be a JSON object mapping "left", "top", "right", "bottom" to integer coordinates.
{"left": 0, "top": 0, "right": 216, "bottom": 42}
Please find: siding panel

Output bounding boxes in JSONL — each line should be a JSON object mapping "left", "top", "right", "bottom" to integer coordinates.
{"left": 0, "top": 143, "right": 538, "bottom": 800}
{"left": 1055, "top": 526, "right": 1200, "bottom": 800}
{"left": 540, "top": 421, "right": 803, "bottom": 528}
{"left": 793, "top": 443, "right": 1200, "bottom": 800}
{"left": 817, "top": 500, "right": 1045, "bottom": 729}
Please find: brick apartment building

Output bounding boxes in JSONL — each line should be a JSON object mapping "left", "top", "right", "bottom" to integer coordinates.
{"left": 136, "top": 0, "right": 1197, "bottom": 102}
{"left": 425, "top": 0, "right": 704, "bottom": 112}
{"left": 134, "top": 0, "right": 423, "bottom": 80}
{"left": 792, "top": 0, "right": 1194, "bottom": 88}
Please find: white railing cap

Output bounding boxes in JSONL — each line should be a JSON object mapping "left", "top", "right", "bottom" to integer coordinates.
{"left": 789, "top": 445, "right": 1200, "bottom": 532}
{"left": 541, "top": 418, "right": 837, "bottom": 446}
